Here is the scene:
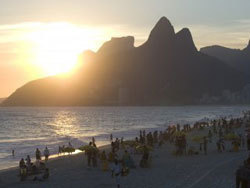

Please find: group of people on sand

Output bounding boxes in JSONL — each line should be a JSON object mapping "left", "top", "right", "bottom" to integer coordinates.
{"left": 189, "top": 114, "right": 250, "bottom": 156}
{"left": 35, "top": 147, "right": 50, "bottom": 161}
{"left": 58, "top": 142, "right": 75, "bottom": 155}
{"left": 96, "top": 127, "right": 194, "bottom": 187}
{"left": 211, "top": 117, "right": 247, "bottom": 153}
{"left": 85, "top": 141, "right": 98, "bottom": 167}
{"left": 18, "top": 147, "right": 50, "bottom": 181}
{"left": 18, "top": 141, "right": 78, "bottom": 183}
{"left": 14, "top": 110, "right": 250, "bottom": 187}
{"left": 79, "top": 134, "right": 139, "bottom": 187}
{"left": 235, "top": 111, "right": 250, "bottom": 188}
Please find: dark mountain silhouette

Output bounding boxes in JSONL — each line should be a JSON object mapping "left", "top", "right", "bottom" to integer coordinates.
{"left": 2, "top": 17, "right": 247, "bottom": 106}
{"left": 97, "top": 36, "right": 135, "bottom": 55}
{"left": 200, "top": 41, "right": 250, "bottom": 76}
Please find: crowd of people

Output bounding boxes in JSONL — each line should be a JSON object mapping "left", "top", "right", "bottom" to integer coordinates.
{"left": 18, "top": 147, "right": 50, "bottom": 181}
{"left": 15, "top": 110, "right": 250, "bottom": 187}
{"left": 81, "top": 111, "right": 250, "bottom": 187}
{"left": 236, "top": 111, "right": 250, "bottom": 188}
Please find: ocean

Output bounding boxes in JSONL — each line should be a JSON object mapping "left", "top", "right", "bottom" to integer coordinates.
{"left": 0, "top": 106, "right": 249, "bottom": 170}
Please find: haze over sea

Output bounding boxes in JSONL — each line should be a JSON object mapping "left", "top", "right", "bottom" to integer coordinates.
{"left": 0, "top": 105, "right": 249, "bottom": 170}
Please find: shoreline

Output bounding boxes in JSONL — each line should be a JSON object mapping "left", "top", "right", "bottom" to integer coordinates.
{"left": 0, "top": 143, "right": 112, "bottom": 173}
{"left": 0, "top": 111, "right": 249, "bottom": 187}
{"left": 1, "top": 104, "right": 250, "bottom": 108}
{"left": 0, "top": 105, "right": 248, "bottom": 171}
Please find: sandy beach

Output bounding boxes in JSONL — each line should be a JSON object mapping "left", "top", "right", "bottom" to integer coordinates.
{"left": 1, "top": 0, "right": 250, "bottom": 187}
{"left": 0, "top": 123, "right": 248, "bottom": 188}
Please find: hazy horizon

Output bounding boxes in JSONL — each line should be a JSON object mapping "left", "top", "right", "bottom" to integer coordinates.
{"left": 1, "top": 0, "right": 250, "bottom": 98}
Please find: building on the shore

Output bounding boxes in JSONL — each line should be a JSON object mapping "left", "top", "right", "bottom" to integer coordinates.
{"left": 199, "top": 84, "right": 250, "bottom": 104}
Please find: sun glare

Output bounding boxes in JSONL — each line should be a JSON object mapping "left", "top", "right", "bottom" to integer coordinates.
{"left": 27, "top": 22, "right": 99, "bottom": 76}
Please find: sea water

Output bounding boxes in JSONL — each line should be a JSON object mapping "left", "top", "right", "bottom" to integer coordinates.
{"left": 0, "top": 106, "right": 249, "bottom": 170}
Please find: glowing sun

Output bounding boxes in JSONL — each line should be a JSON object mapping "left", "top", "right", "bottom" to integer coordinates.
{"left": 28, "top": 22, "right": 98, "bottom": 76}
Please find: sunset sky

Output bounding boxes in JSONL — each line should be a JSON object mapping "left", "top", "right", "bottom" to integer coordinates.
{"left": 0, "top": 0, "right": 250, "bottom": 98}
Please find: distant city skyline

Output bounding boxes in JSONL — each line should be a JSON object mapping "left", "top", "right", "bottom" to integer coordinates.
{"left": 0, "top": 0, "right": 250, "bottom": 97}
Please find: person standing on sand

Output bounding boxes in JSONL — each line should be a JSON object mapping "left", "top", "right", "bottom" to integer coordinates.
{"left": 112, "top": 159, "right": 121, "bottom": 188}
{"left": 36, "top": 148, "right": 41, "bottom": 160}
{"left": 86, "top": 142, "right": 93, "bottom": 167}
{"left": 44, "top": 147, "right": 50, "bottom": 162}
{"left": 19, "top": 158, "right": 27, "bottom": 181}
{"left": 12, "top": 149, "right": 14, "bottom": 157}
{"left": 19, "top": 158, "right": 26, "bottom": 168}
{"left": 25, "top": 155, "right": 32, "bottom": 170}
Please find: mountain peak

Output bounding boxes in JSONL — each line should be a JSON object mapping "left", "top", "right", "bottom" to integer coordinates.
{"left": 147, "top": 17, "right": 175, "bottom": 45}
{"left": 155, "top": 17, "right": 172, "bottom": 27}
{"left": 97, "top": 36, "right": 134, "bottom": 54}
{"left": 178, "top": 28, "right": 191, "bottom": 35}
{"left": 176, "top": 28, "right": 197, "bottom": 53}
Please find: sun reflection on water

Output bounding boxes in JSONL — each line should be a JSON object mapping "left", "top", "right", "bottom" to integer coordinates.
{"left": 50, "top": 111, "right": 78, "bottom": 137}
{"left": 48, "top": 111, "right": 102, "bottom": 139}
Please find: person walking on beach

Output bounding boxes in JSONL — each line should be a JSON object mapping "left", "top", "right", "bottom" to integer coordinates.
{"left": 86, "top": 142, "right": 93, "bottom": 167}
{"left": 44, "top": 147, "right": 50, "bottom": 162}
{"left": 12, "top": 149, "right": 14, "bottom": 157}
{"left": 36, "top": 148, "right": 41, "bottom": 160}
{"left": 112, "top": 159, "right": 121, "bottom": 188}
